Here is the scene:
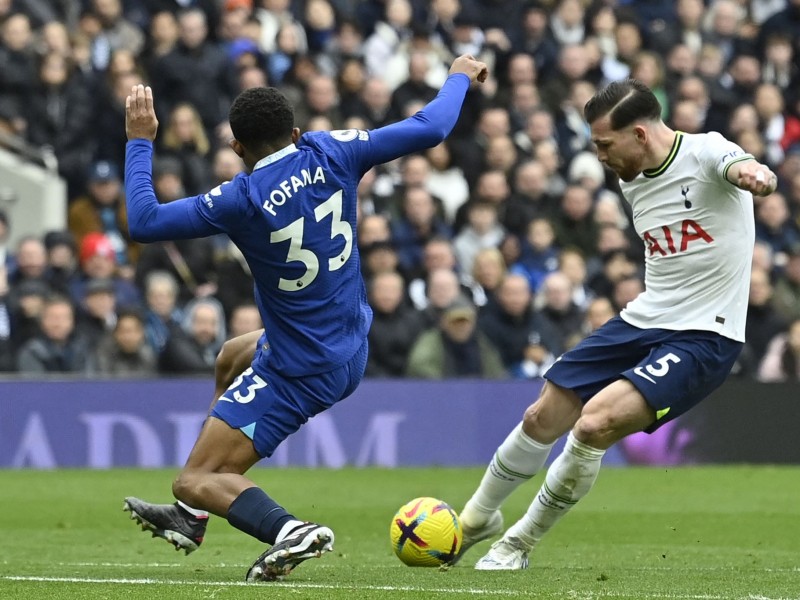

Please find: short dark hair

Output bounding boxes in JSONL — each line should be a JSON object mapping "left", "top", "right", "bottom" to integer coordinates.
{"left": 229, "top": 87, "right": 294, "bottom": 148}
{"left": 583, "top": 79, "right": 662, "bottom": 130}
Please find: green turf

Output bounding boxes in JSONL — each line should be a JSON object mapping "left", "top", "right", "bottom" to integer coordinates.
{"left": 0, "top": 467, "right": 798, "bottom": 599}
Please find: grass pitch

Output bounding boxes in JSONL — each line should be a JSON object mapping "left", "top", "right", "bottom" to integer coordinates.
{"left": 0, "top": 467, "right": 798, "bottom": 600}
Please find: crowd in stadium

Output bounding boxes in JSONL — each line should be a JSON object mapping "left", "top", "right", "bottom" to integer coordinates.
{"left": 0, "top": 0, "right": 799, "bottom": 381}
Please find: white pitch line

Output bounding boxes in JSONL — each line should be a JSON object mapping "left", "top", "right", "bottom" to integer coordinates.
{"left": 45, "top": 562, "right": 800, "bottom": 573}
{"left": 1, "top": 576, "right": 521, "bottom": 596}
{"left": 2, "top": 576, "right": 798, "bottom": 600}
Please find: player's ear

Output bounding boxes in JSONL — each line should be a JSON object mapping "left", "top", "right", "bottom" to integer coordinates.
{"left": 633, "top": 124, "right": 647, "bottom": 144}
{"left": 229, "top": 138, "right": 245, "bottom": 158}
{"left": 291, "top": 127, "right": 301, "bottom": 143}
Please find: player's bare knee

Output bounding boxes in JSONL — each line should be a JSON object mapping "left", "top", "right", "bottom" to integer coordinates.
{"left": 522, "top": 402, "right": 563, "bottom": 444}
{"left": 572, "top": 412, "right": 619, "bottom": 448}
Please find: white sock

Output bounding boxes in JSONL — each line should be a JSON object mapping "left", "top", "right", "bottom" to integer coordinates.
{"left": 506, "top": 432, "right": 605, "bottom": 550}
{"left": 461, "top": 423, "right": 554, "bottom": 526}
{"left": 177, "top": 500, "right": 209, "bottom": 518}
{"left": 276, "top": 519, "right": 305, "bottom": 543}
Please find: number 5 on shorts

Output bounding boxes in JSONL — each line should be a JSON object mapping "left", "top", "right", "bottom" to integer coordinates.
{"left": 633, "top": 353, "right": 681, "bottom": 384}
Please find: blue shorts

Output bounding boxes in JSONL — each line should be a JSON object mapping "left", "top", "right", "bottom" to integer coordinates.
{"left": 544, "top": 316, "right": 742, "bottom": 433}
{"left": 210, "top": 338, "right": 369, "bottom": 457}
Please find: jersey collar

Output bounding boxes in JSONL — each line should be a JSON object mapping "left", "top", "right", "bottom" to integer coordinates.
{"left": 642, "top": 131, "right": 684, "bottom": 179}
{"left": 253, "top": 144, "right": 299, "bottom": 171}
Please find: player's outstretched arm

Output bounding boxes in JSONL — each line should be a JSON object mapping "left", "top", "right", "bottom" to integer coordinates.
{"left": 362, "top": 55, "right": 488, "bottom": 166}
{"left": 124, "top": 84, "right": 220, "bottom": 242}
{"left": 725, "top": 159, "right": 778, "bottom": 197}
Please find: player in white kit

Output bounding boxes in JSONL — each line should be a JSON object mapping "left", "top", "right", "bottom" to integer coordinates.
{"left": 453, "top": 79, "right": 779, "bottom": 570}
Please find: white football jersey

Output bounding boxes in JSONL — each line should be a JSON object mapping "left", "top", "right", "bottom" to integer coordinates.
{"left": 619, "top": 131, "right": 755, "bottom": 342}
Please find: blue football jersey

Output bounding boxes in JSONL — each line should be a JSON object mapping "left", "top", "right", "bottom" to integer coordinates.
{"left": 125, "top": 73, "right": 471, "bottom": 376}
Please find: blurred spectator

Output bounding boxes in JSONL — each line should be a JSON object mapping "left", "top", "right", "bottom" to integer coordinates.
{"left": 142, "top": 270, "right": 182, "bottom": 354}
{"left": 366, "top": 270, "right": 424, "bottom": 377}
{"left": 468, "top": 246, "right": 507, "bottom": 310}
{"left": 702, "top": 0, "right": 746, "bottom": 67}
{"left": 454, "top": 169, "right": 511, "bottom": 234}
{"left": 389, "top": 49, "right": 439, "bottom": 117}
{"left": 150, "top": 8, "right": 237, "bottom": 133}
{"left": 94, "top": 69, "right": 146, "bottom": 169}
{"left": 134, "top": 226, "right": 217, "bottom": 308}
{"left": 498, "top": 233, "right": 522, "bottom": 275}
{"left": 612, "top": 274, "right": 645, "bottom": 314}
{"left": 43, "top": 230, "right": 78, "bottom": 295}
{"left": 453, "top": 200, "right": 506, "bottom": 277}
{"left": 416, "top": 266, "right": 463, "bottom": 328}
{"left": 25, "top": 51, "right": 94, "bottom": 197}
{"left": 504, "top": 160, "right": 557, "bottom": 238}
{"left": 406, "top": 237, "right": 458, "bottom": 306}
{"left": 157, "top": 102, "right": 213, "bottom": 195}
{"left": 70, "top": 232, "right": 141, "bottom": 309}
{"left": 361, "top": 240, "right": 402, "bottom": 283}
{"left": 77, "top": 277, "right": 117, "bottom": 345}
{"left": 7, "top": 278, "right": 49, "bottom": 353}
{"left": 89, "top": 307, "right": 157, "bottom": 377}
{"left": 7, "top": 235, "right": 47, "bottom": 288}
{"left": 753, "top": 83, "right": 788, "bottom": 168}
{"left": 588, "top": 247, "right": 639, "bottom": 300}
{"left": 757, "top": 318, "right": 800, "bottom": 382}
{"left": 423, "top": 142, "right": 470, "bottom": 225}
{"left": 158, "top": 296, "right": 226, "bottom": 374}
{"left": 362, "top": 0, "right": 413, "bottom": 80}
{"left": 755, "top": 192, "right": 800, "bottom": 259}
{"left": 214, "top": 241, "right": 255, "bottom": 320}
{"left": 391, "top": 185, "right": 451, "bottom": 279}
{"left": 406, "top": 294, "right": 506, "bottom": 379}
{"left": 452, "top": 107, "right": 511, "bottom": 187}
{"left": 478, "top": 273, "right": 540, "bottom": 369}
{"left": 746, "top": 266, "right": 789, "bottom": 365}
{"left": 16, "top": 294, "right": 90, "bottom": 374}
{"left": 296, "top": 74, "right": 343, "bottom": 130}
{"left": 0, "top": 13, "right": 37, "bottom": 128}
{"left": 142, "top": 11, "right": 179, "bottom": 70}
{"left": 558, "top": 247, "right": 593, "bottom": 311}
{"left": 68, "top": 160, "right": 139, "bottom": 275}
{"left": 551, "top": 184, "right": 598, "bottom": 258}
{"left": 582, "top": 296, "right": 616, "bottom": 335}
{"left": 336, "top": 56, "right": 368, "bottom": 120}
{"left": 533, "top": 271, "right": 584, "bottom": 355}
{"left": 352, "top": 76, "right": 393, "bottom": 128}
{"left": 773, "top": 246, "right": 800, "bottom": 320}
{"left": 225, "top": 302, "right": 261, "bottom": 341}
{"left": 256, "top": 0, "right": 306, "bottom": 55}
{"left": 514, "top": 1, "right": 558, "bottom": 77}
{"left": 510, "top": 217, "right": 560, "bottom": 293}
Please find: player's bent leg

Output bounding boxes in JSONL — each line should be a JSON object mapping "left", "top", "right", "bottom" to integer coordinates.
{"left": 478, "top": 380, "right": 653, "bottom": 569}
{"left": 172, "top": 416, "right": 264, "bottom": 516}
{"left": 572, "top": 378, "right": 656, "bottom": 449}
{"left": 458, "top": 382, "right": 582, "bottom": 565}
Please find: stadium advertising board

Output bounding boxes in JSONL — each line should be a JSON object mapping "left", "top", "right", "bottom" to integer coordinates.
{"left": 0, "top": 379, "right": 796, "bottom": 468}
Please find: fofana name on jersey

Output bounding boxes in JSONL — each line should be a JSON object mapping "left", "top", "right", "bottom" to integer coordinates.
{"left": 262, "top": 167, "right": 327, "bottom": 216}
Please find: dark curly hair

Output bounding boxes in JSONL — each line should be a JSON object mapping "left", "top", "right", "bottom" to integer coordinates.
{"left": 229, "top": 87, "right": 294, "bottom": 148}
{"left": 584, "top": 79, "right": 662, "bottom": 130}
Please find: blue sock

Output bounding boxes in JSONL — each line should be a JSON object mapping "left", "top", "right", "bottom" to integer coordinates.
{"left": 226, "top": 487, "right": 295, "bottom": 544}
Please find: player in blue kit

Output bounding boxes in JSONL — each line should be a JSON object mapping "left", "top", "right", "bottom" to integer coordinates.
{"left": 120, "top": 54, "right": 488, "bottom": 582}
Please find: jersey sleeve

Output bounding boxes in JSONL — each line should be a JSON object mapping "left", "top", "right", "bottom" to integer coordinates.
{"left": 125, "top": 139, "right": 243, "bottom": 242}
{"left": 301, "top": 73, "right": 471, "bottom": 176}
{"left": 700, "top": 131, "right": 755, "bottom": 184}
